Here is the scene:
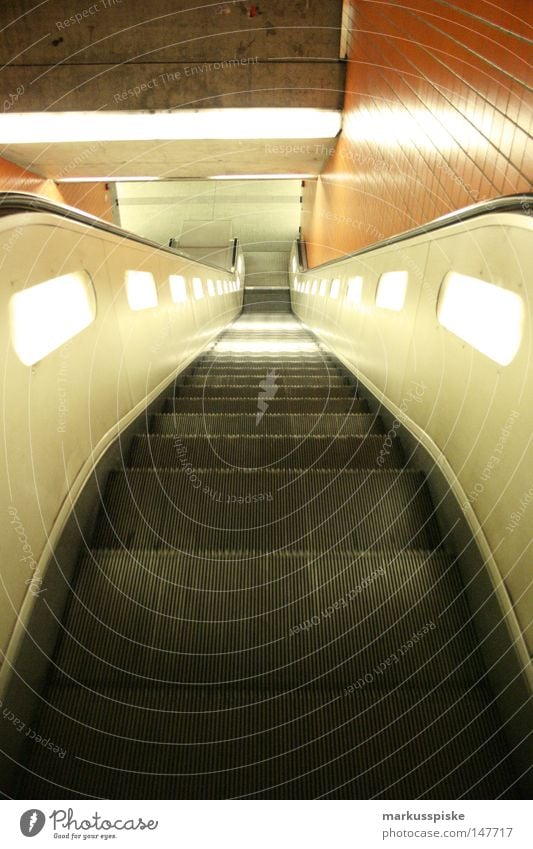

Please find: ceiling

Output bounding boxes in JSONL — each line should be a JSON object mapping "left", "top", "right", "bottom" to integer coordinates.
{"left": 2, "top": 136, "right": 338, "bottom": 180}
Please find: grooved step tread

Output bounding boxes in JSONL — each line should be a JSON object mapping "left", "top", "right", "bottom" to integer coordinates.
{"left": 92, "top": 468, "right": 441, "bottom": 552}
{"left": 189, "top": 363, "right": 347, "bottom": 382}
{"left": 129, "top": 434, "right": 404, "bottom": 470}
{"left": 183, "top": 375, "right": 349, "bottom": 386}
{"left": 151, "top": 413, "right": 382, "bottom": 436}
{"left": 50, "top": 548, "right": 485, "bottom": 688}
{"left": 20, "top": 683, "right": 517, "bottom": 800}
{"left": 174, "top": 385, "right": 355, "bottom": 398}
{"left": 162, "top": 398, "right": 365, "bottom": 414}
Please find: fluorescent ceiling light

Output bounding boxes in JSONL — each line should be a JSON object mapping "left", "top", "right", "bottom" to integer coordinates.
{"left": 126, "top": 270, "right": 158, "bottom": 311}
{"left": 376, "top": 271, "right": 408, "bottom": 312}
{"left": 10, "top": 271, "right": 95, "bottom": 365}
{"left": 319, "top": 279, "right": 328, "bottom": 297}
{"left": 208, "top": 173, "right": 315, "bottom": 180}
{"left": 438, "top": 272, "right": 523, "bottom": 365}
{"left": 0, "top": 109, "right": 342, "bottom": 143}
{"left": 56, "top": 176, "right": 163, "bottom": 183}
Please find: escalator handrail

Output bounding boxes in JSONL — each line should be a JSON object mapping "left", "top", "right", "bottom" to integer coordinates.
{"left": 296, "top": 192, "right": 533, "bottom": 272}
{"left": 0, "top": 190, "right": 239, "bottom": 274}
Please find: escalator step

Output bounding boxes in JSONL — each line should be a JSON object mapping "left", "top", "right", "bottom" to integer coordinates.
{"left": 50, "top": 547, "right": 486, "bottom": 687}
{"left": 151, "top": 413, "right": 382, "bottom": 436}
{"left": 92, "top": 468, "right": 441, "bottom": 551}
{"left": 174, "top": 385, "right": 356, "bottom": 398}
{"left": 20, "top": 682, "right": 518, "bottom": 800}
{"left": 128, "top": 433, "right": 404, "bottom": 470}
{"left": 162, "top": 397, "right": 366, "bottom": 414}
{"left": 184, "top": 374, "right": 349, "bottom": 385}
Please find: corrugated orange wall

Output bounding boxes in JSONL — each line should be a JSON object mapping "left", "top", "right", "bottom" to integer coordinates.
{"left": 302, "top": 0, "right": 532, "bottom": 266}
{"left": 0, "top": 155, "right": 113, "bottom": 222}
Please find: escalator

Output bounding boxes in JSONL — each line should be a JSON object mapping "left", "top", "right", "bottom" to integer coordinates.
{"left": 16, "top": 307, "right": 523, "bottom": 799}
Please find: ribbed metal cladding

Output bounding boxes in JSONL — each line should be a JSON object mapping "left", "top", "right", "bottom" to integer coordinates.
{"left": 17, "top": 311, "right": 523, "bottom": 800}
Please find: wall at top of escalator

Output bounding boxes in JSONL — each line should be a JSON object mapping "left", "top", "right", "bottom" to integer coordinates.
{"left": 0, "top": 155, "right": 113, "bottom": 222}
{"left": 302, "top": 0, "right": 532, "bottom": 267}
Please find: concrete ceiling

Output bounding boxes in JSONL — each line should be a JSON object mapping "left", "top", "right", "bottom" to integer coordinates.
{"left": 2, "top": 136, "right": 338, "bottom": 180}
{"left": 0, "top": 1, "right": 345, "bottom": 112}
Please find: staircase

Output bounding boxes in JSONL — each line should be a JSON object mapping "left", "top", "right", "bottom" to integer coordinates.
{"left": 18, "top": 310, "right": 522, "bottom": 799}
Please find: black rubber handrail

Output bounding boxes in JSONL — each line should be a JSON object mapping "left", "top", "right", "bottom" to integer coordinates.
{"left": 0, "top": 191, "right": 239, "bottom": 274}
{"left": 297, "top": 192, "right": 533, "bottom": 272}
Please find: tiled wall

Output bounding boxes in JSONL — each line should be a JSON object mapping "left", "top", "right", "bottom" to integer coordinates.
{"left": 302, "top": 0, "right": 532, "bottom": 267}
{"left": 0, "top": 156, "right": 113, "bottom": 222}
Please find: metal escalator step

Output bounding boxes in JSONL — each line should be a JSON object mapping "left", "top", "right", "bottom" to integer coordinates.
{"left": 176, "top": 383, "right": 352, "bottom": 396}
{"left": 199, "top": 355, "right": 333, "bottom": 363}
{"left": 91, "top": 468, "right": 441, "bottom": 551}
{"left": 189, "top": 368, "right": 345, "bottom": 378}
{"left": 129, "top": 434, "right": 404, "bottom": 470}
{"left": 162, "top": 397, "right": 365, "bottom": 414}
{"left": 50, "top": 548, "right": 486, "bottom": 688}
{"left": 151, "top": 413, "right": 382, "bottom": 436}
{"left": 182, "top": 375, "right": 349, "bottom": 386}
{"left": 19, "top": 682, "right": 518, "bottom": 799}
